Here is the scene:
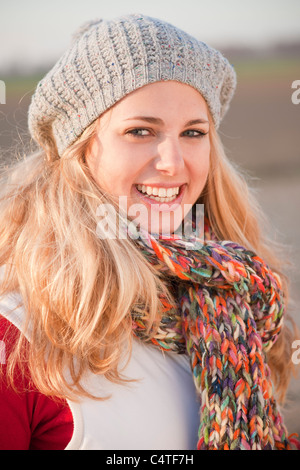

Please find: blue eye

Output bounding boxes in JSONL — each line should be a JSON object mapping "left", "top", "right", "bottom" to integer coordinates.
{"left": 183, "top": 130, "right": 208, "bottom": 138}
{"left": 126, "top": 128, "right": 150, "bottom": 137}
{"left": 125, "top": 128, "right": 208, "bottom": 139}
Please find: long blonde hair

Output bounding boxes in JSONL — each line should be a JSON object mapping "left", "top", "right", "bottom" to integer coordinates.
{"left": 0, "top": 112, "right": 297, "bottom": 402}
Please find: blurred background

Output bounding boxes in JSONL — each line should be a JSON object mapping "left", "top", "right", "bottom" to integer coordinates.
{"left": 0, "top": 0, "right": 300, "bottom": 438}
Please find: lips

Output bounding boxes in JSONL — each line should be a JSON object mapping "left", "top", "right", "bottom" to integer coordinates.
{"left": 132, "top": 183, "right": 186, "bottom": 210}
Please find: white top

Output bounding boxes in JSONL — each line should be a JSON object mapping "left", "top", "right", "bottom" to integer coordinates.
{"left": 0, "top": 289, "right": 200, "bottom": 450}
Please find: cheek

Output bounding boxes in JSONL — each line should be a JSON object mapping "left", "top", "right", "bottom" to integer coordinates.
{"left": 90, "top": 153, "right": 146, "bottom": 197}
{"left": 87, "top": 139, "right": 135, "bottom": 186}
{"left": 104, "top": 142, "right": 153, "bottom": 189}
{"left": 201, "top": 155, "right": 210, "bottom": 181}
{"left": 192, "top": 145, "right": 210, "bottom": 186}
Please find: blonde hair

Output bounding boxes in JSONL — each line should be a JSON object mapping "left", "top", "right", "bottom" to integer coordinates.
{"left": 0, "top": 112, "right": 297, "bottom": 402}
{"left": 201, "top": 116, "right": 298, "bottom": 402}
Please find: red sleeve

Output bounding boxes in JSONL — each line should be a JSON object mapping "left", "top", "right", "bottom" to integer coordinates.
{"left": 0, "top": 315, "right": 74, "bottom": 450}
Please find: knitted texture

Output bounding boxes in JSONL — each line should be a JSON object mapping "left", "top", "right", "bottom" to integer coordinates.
{"left": 129, "top": 218, "right": 299, "bottom": 450}
{"left": 28, "top": 13, "right": 236, "bottom": 156}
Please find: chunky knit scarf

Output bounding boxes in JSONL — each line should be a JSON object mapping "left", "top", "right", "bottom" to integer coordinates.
{"left": 128, "top": 217, "right": 298, "bottom": 450}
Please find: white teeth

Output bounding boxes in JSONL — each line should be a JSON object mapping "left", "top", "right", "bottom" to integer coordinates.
{"left": 148, "top": 195, "right": 177, "bottom": 202}
{"left": 158, "top": 188, "right": 167, "bottom": 197}
{"left": 136, "top": 185, "right": 180, "bottom": 200}
{"left": 135, "top": 184, "right": 182, "bottom": 203}
{"left": 136, "top": 184, "right": 180, "bottom": 202}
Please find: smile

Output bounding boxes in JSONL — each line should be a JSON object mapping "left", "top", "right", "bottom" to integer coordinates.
{"left": 135, "top": 184, "right": 181, "bottom": 202}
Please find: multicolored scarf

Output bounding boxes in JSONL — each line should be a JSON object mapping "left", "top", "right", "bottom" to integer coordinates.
{"left": 128, "top": 217, "right": 299, "bottom": 450}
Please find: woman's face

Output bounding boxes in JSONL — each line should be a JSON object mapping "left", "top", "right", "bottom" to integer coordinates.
{"left": 86, "top": 81, "right": 210, "bottom": 236}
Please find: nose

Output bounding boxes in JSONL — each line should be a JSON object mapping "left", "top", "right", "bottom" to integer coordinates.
{"left": 154, "top": 136, "right": 185, "bottom": 175}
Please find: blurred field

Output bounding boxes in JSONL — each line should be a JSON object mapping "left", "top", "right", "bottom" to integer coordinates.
{"left": 0, "top": 56, "right": 300, "bottom": 437}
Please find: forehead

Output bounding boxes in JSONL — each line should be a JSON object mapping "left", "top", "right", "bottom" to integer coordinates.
{"left": 103, "top": 81, "right": 209, "bottom": 123}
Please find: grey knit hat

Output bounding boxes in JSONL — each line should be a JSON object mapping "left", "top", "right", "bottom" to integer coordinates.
{"left": 28, "top": 13, "right": 237, "bottom": 156}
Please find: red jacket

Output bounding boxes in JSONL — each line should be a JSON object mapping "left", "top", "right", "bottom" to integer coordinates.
{"left": 0, "top": 315, "right": 73, "bottom": 450}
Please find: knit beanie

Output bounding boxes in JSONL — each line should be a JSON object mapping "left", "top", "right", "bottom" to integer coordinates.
{"left": 28, "top": 13, "right": 237, "bottom": 156}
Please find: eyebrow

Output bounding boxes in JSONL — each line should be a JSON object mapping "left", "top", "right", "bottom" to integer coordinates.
{"left": 123, "top": 116, "right": 209, "bottom": 126}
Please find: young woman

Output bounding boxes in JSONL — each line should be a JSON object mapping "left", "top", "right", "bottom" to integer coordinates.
{"left": 0, "top": 13, "right": 298, "bottom": 450}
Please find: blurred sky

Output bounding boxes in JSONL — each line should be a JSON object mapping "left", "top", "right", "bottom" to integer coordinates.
{"left": 1, "top": 0, "right": 300, "bottom": 73}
